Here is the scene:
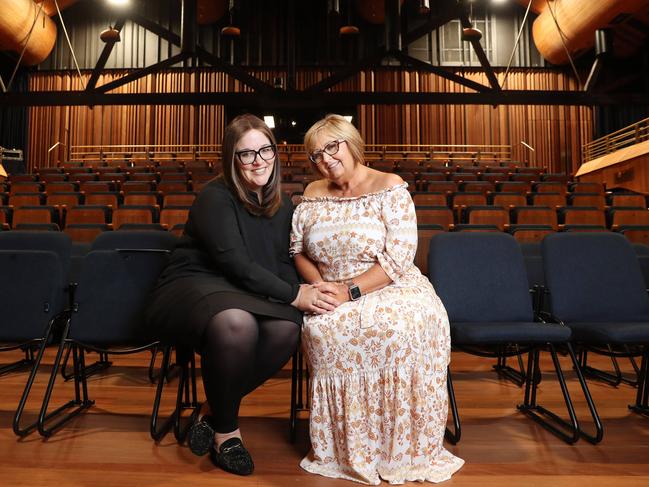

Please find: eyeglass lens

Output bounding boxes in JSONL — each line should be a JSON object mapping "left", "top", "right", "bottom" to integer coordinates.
{"left": 237, "top": 144, "right": 276, "bottom": 164}
{"left": 310, "top": 140, "right": 342, "bottom": 164}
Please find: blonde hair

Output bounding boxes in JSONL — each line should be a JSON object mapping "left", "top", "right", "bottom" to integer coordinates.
{"left": 220, "top": 114, "right": 282, "bottom": 217}
{"left": 304, "top": 114, "right": 364, "bottom": 168}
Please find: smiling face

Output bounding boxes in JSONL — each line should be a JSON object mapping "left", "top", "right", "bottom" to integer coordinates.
{"left": 311, "top": 133, "right": 355, "bottom": 183}
{"left": 235, "top": 129, "right": 276, "bottom": 195}
{"left": 304, "top": 114, "right": 365, "bottom": 186}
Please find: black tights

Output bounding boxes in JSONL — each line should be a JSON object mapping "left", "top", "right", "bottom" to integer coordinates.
{"left": 200, "top": 309, "right": 299, "bottom": 433}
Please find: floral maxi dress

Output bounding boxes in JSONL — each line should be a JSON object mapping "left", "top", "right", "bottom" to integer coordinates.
{"left": 290, "top": 183, "right": 464, "bottom": 485}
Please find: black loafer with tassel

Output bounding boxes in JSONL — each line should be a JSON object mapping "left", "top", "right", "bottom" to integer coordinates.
{"left": 210, "top": 437, "right": 254, "bottom": 476}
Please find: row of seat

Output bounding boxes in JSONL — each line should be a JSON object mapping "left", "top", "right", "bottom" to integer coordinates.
{"left": 410, "top": 192, "right": 614, "bottom": 210}
{"left": 283, "top": 172, "right": 573, "bottom": 187}
{"left": 0, "top": 231, "right": 195, "bottom": 440}
{"left": 3, "top": 202, "right": 649, "bottom": 246}
{"left": 39, "top": 160, "right": 218, "bottom": 171}
{"left": 2, "top": 186, "right": 623, "bottom": 212}
{"left": 426, "top": 231, "right": 649, "bottom": 444}
{"left": 8, "top": 171, "right": 214, "bottom": 184}
{"left": 286, "top": 158, "right": 541, "bottom": 171}
{"left": 0, "top": 205, "right": 189, "bottom": 239}
{"left": 3, "top": 169, "right": 585, "bottom": 193}
{"left": 3, "top": 230, "right": 647, "bottom": 446}
{"left": 414, "top": 205, "right": 649, "bottom": 230}
{"left": 3, "top": 178, "right": 213, "bottom": 193}
{"left": 24, "top": 161, "right": 552, "bottom": 179}
{"left": 413, "top": 225, "right": 649, "bottom": 274}
{"left": 418, "top": 180, "right": 601, "bottom": 192}
{"left": 49, "top": 157, "right": 527, "bottom": 171}
{"left": 0, "top": 191, "right": 196, "bottom": 208}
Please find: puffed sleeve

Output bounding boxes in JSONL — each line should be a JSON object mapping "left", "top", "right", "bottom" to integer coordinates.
{"left": 289, "top": 202, "right": 305, "bottom": 256}
{"left": 376, "top": 185, "right": 418, "bottom": 282}
{"left": 191, "top": 184, "right": 299, "bottom": 303}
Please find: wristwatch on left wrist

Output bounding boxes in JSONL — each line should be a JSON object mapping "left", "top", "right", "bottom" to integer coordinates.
{"left": 347, "top": 281, "right": 362, "bottom": 301}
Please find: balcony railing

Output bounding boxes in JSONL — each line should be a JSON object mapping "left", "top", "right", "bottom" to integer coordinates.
{"left": 582, "top": 117, "right": 649, "bottom": 163}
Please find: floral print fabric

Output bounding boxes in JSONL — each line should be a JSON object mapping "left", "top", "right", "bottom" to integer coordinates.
{"left": 290, "top": 184, "right": 464, "bottom": 484}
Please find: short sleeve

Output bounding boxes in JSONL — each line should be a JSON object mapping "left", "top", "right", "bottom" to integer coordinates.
{"left": 289, "top": 203, "right": 305, "bottom": 256}
{"left": 376, "top": 185, "right": 418, "bottom": 282}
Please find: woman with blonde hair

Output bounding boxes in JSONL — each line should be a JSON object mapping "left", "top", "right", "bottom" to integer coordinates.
{"left": 291, "top": 114, "right": 464, "bottom": 484}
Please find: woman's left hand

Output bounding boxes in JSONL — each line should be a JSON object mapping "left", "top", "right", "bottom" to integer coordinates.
{"left": 314, "top": 281, "right": 349, "bottom": 304}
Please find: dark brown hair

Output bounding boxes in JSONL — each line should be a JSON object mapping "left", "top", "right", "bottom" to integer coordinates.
{"left": 220, "top": 114, "right": 282, "bottom": 217}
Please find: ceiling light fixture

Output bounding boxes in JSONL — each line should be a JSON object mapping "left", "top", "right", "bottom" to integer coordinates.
{"left": 462, "top": 0, "right": 483, "bottom": 42}
{"left": 221, "top": 0, "right": 241, "bottom": 37}
{"left": 100, "top": 25, "right": 121, "bottom": 43}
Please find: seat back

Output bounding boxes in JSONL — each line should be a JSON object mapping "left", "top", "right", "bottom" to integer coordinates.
{"left": 542, "top": 232, "right": 649, "bottom": 322}
{"left": 428, "top": 232, "right": 533, "bottom": 322}
{"left": 70, "top": 249, "right": 169, "bottom": 346}
{"left": 0, "top": 231, "right": 71, "bottom": 337}
{"left": 415, "top": 224, "right": 445, "bottom": 275}
{"left": 415, "top": 206, "right": 453, "bottom": 229}
{"left": 0, "top": 231, "right": 71, "bottom": 274}
{"left": 0, "top": 250, "right": 64, "bottom": 342}
{"left": 91, "top": 229, "right": 178, "bottom": 251}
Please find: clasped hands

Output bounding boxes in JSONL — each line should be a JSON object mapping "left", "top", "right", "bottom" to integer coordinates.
{"left": 292, "top": 281, "right": 351, "bottom": 314}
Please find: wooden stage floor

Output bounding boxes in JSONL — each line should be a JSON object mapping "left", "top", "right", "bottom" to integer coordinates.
{"left": 0, "top": 349, "right": 647, "bottom": 487}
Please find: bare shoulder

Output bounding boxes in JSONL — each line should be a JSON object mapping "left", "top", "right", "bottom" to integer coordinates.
{"left": 370, "top": 169, "right": 404, "bottom": 191}
{"left": 303, "top": 179, "right": 329, "bottom": 197}
{"left": 383, "top": 172, "right": 404, "bottom": 187}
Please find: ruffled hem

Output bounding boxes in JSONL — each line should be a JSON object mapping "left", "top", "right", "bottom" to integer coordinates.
{"left": 300, "top": 454, "right": 464, "bottom": 485}
{"left": 303, "top": 360, "right": 461, "bottom": 485}
{"left": 300, "top": 182, "right": 408, "bottom": 202}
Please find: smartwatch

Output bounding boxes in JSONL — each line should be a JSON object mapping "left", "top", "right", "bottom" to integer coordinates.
{"left": 348, "top": 282, "right": 362, "bottom": 301}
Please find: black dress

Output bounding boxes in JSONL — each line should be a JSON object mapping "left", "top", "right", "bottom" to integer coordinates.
{"left": 145, "top": 179, "right": 302, "bottom": 348}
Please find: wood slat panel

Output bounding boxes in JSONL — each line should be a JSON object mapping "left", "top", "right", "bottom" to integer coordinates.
{"left": 26, "top": 68, "right": 592, "bottom": 174}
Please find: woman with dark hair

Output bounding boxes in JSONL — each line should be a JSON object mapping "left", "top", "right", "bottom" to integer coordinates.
{"left": 145, "top": 114, "right": 339, "bottom": 476}
{"left": 291, "top": 114, "right": 464, "bottom": 484}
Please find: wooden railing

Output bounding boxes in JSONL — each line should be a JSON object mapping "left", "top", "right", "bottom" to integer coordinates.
{"left": 364, "top": 144, "right": 512, "bottom": 164}
{"left": 582, "top": 117, "right": 649, "bottom": 163}
{"left": 69, "top": 144, "right": 222, "bottom": 165}
{"left": 69, "top": 143, "right": 512, "bottom": 166}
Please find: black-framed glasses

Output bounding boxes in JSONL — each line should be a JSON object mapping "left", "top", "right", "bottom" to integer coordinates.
{"left": 235, "top": 144, "right": 277, "bottom": 165}
{"left": 308, "top": 139, "right": 346, "bottom": 165}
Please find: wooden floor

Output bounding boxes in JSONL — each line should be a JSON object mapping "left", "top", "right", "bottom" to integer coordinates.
{"left": 1, "top": 349, "right": 648, "bottom": 486}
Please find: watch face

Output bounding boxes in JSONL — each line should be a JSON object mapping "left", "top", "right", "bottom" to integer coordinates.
{"left": 349, "top": 284, "right": 362, "bottom": 301}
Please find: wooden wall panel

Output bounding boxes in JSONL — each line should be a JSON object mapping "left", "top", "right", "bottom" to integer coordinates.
{"left": 27, "top": 68, "right": 592, "bottom": 174}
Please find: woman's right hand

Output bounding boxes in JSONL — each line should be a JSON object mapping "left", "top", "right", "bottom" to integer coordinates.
{"left": 291, "top": 283, "right": 340, "bottom": 314}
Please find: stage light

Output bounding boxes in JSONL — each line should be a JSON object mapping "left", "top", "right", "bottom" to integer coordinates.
{"left": 264, "top": 116, "right": 275, "bottom": 129}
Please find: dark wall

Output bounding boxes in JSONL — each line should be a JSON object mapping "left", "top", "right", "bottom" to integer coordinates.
{"left": 594, "top": 105, "right": 649, "bottom": 139}
{"left": 35, "top": 0, "right": 542, "bottom": 71}
{"left": 0, "top": 59, "right": 28, "bottom": 171}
